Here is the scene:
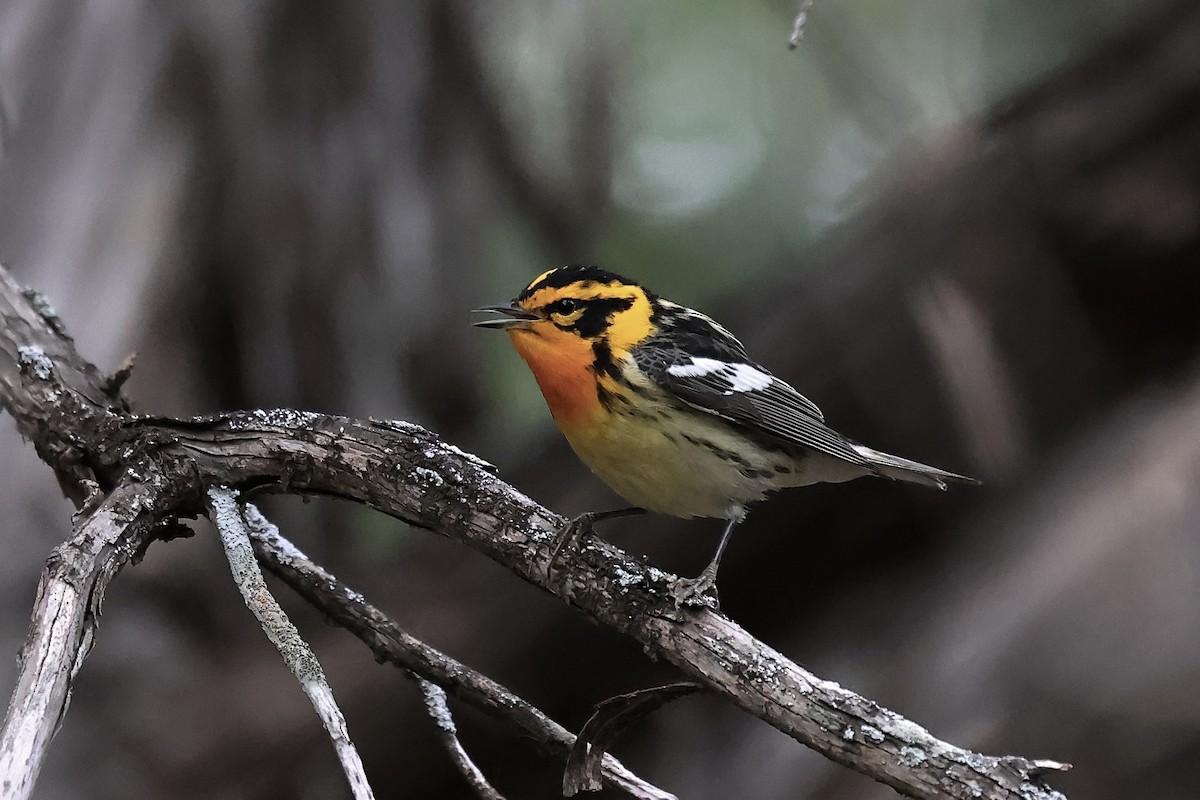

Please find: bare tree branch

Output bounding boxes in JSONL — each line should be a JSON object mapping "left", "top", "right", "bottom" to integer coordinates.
{"left": 245, "top": 506, "right": 677, "bottom": 800}
{"left": 206, "top": 487, "right": 375, "bottom": 800}
{"left": 0, "top": 478, "right": 162, "bottom": 800}
{"left": 0, "top": 270, "right": 129, "bottom": 506}
{"left": 0, "top": 263, "right": 1070, "bottom": 800}
{"left": 0, "top": 266, "right": 170, "bottom": 800}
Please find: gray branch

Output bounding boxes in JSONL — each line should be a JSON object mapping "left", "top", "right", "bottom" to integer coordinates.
{"left": 0, "top": 263, "right": 1069, "bottom": 799}
{"left": 0, "top": 479, "right": 162, "bottom": 800}
{"left": 418, "top": 678, "right": 506, "bottom": 800}
{"left": 206, "top": 488, "right": 375, "bottom": 800}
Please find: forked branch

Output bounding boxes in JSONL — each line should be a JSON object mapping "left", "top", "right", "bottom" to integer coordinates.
{"left": 245, "top": 506, "right": 674, "bottom": 800}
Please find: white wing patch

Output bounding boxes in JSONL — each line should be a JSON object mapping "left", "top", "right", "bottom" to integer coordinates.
{"left": 665, "top": 356, "right": 725, "bottom": 378}
{"left": 667, "top": 357, "right": 773, "bottom": 393}
{"left": 726, "top": 364, "right": 772, "bottom": 392}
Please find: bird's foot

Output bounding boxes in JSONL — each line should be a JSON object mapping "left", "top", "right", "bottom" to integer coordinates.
{"left": 671, "top": 570, "right": 720, "bottom": 610}
{"left": 546, "top": 512, "right": 598, "bottom": 581}
{"left": 546, "top": 508, "right": 645, "bottom": 582}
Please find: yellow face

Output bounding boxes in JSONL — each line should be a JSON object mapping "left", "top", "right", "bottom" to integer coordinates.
{"left": 473, "top": 266, "right": 656, "bottom": 426}
{"left": 511, "top": 267, "right": 655, "bottom": 356}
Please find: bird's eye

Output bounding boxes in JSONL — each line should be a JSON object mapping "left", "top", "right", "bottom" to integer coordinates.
{"left": 551, "top": 298, "right": 580, "bottom": 315}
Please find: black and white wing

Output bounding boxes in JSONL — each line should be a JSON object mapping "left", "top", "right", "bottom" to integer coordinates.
{"left": 634, "top": 304, "right": 871, "bottom": 467}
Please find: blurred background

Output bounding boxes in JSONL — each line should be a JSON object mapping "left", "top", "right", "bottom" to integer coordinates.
{"left": 1, "top": 0, "right": 1198, "bottom": 797}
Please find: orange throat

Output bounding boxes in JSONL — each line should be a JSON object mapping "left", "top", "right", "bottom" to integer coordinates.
{"left": 507, "top": 325, "right": 602, "bottom": 429}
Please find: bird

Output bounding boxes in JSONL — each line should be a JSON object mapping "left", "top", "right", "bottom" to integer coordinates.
{"left": 473, "top": 265, "right": 976, "bottom": 606}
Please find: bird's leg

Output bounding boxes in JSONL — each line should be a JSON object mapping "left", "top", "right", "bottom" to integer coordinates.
{"left": 547, "top": 507, "right": 646, "bottom": 579}
{"left": 672, "top": 515, "right": 741, "bottom": 609}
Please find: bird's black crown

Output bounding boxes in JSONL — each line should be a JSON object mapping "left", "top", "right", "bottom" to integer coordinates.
{"left": 518, "top": 265, "right": 639, "bottom": 300}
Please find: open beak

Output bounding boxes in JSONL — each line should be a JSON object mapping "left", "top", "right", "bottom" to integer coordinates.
{"left": 471, "top": 303, "right": 541, "bottom": 330}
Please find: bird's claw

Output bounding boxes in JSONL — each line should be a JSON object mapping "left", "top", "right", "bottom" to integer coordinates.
{"left": 546, "top": 512, "right": 597, "bottom": 581}
{"left": 671, "top": 573, "right": 720, "bottom": 610}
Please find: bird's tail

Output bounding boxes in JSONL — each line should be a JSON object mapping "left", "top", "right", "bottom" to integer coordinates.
{"left": 851, "top": 444, "right": 979, "bottom": 490}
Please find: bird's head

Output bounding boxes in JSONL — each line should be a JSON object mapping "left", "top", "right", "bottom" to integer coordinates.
{"left": 473, "top": 266, "right": 656, "bottom": 356}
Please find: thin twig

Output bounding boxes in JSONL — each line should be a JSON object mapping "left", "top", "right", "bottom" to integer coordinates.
{"left": 206, "top": 487, "right": 375, "bottom": 800}
{"left": 245, "top": 505, "right": 675, "bottom": 800}
{"left": 789, "top": 0, "right": 814, "bottom": 48}
{"left": 418, "top": 678, "right": 506, "bottom": 800}
{"left": 565, "top": 683, "right": 704, "bottom": 795}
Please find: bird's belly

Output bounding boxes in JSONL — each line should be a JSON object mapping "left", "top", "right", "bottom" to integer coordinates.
{"left": 561, "top": 409, "right": 799, "bottom": 519}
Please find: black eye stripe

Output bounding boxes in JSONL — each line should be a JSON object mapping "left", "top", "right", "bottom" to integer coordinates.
{"left": 570, "top": 297, "right": 635, "bottom": 338}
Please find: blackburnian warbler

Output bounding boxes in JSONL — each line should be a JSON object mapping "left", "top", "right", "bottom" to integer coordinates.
{"left": 474, "top": 266, "right": 976, "bottom": 605}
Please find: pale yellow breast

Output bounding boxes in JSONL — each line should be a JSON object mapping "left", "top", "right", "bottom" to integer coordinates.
{"left": 560, "top": 390, "right": 799, "bottom": 519}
